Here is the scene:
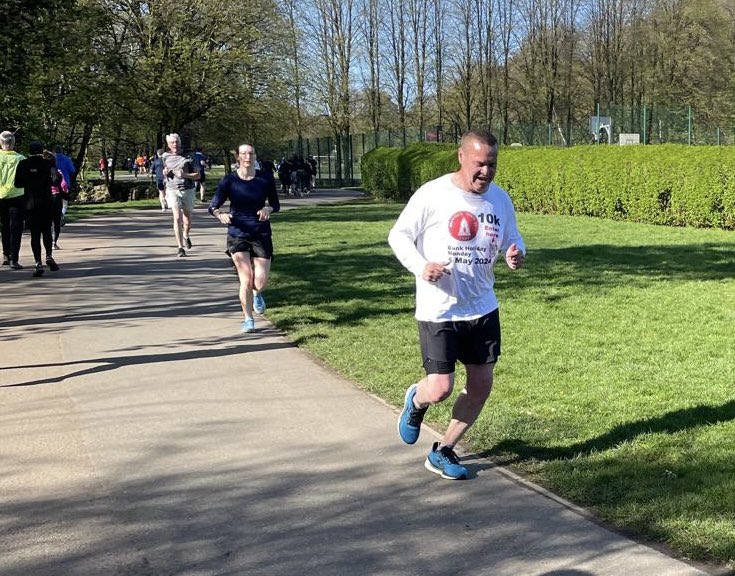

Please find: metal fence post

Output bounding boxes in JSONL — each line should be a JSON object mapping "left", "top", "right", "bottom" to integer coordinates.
{"left": 316, "top": 138, "right": 321, "bottom": 182}
{"left": 349, "top": 133, "right": 354, "bottom": 185}
{"left": 327, "top": 137, "right": 332, "bottom": 182}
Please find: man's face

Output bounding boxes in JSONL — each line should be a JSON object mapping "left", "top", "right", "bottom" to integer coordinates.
{"left": 168, "top": 139, "right": 180, "bottom": 154}
{"left": 457, "top": 139, "right": 497, "bottom": 194}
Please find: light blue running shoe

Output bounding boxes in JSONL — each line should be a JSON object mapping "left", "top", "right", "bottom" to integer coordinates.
{"left": 241, "top": 318, "right": 255, "bottom": 333}
{"left": 253, "top": 292, "right": 266, "bottom": 314}
{"left": 397, "top": 384, "right": 427, "bottom": 444}
{"left": 425, "top": 442, "right": 468, "bottom": 480}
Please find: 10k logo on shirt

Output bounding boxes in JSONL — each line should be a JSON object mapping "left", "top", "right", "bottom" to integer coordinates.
{"left": 448, "top": 211, "right": 479, "bottom": 241}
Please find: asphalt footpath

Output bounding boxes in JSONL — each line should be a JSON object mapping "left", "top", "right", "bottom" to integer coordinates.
{"left": 0, "top": 190, "right": 726, "bottom": 576}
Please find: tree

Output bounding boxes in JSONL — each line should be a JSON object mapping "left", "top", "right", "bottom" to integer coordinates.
{"left": 306, "top": 0, "right": 356, "bottom": 184}
{"left": 359, "top": 0, "right": 384, "bottom": 143}
{"left": 408, "top": 0, "right": 430, "bottom": 138}
{"left": 385, "top": 0, "right": 409, "bottom": 142}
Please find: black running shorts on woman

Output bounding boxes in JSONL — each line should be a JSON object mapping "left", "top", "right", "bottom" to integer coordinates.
{"left": 226, "top": 233, "right": 273, "bottom": 259}
{"left": 418, "top": 308, "right": 501, "bottom": 374}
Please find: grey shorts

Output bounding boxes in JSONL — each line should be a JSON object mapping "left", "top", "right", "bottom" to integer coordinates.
{"left": 418, "top": 309, "right": 501, "bottom": 374}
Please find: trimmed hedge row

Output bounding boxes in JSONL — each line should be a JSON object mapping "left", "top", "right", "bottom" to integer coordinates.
{"left": 361, "top": 143, "right": 735, "bottom": 229}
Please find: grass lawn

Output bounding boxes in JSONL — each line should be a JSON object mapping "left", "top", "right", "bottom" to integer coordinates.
{"left": 66, "top": 198, "right": 161, "bottom": 223}
{"left": 264, "top": 202, "right": 735, "bottom": 570}
{"left": 66, "top": 167, "right": 229, "bottom": 222}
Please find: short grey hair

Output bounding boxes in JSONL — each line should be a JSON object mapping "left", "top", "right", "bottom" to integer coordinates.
{"left": 0, "top": 131, "right": 15, "bottom": 149}
{"left": 460, "top": 130, "right": 498, "bottom": 150}
{"left": 166, "top": 133, "right": 181, "bottom": 146}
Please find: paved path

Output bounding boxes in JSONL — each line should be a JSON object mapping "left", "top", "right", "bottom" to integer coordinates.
{"left": 0, "top": 191, "right": 724, "bottom": 576}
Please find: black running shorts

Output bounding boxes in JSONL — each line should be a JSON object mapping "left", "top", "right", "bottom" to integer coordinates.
{"left": 226, "top": 234, "right": 273, "bottom": 260}
{"left": 418, "top": 308, "right": 501, "bottom": 375}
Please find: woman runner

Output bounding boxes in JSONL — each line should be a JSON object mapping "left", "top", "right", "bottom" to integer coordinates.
{"left": 209, "top": 144, "right": 280, "bottom": 333}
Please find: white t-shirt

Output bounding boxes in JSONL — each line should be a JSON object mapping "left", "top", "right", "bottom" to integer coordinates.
{"left": 162, "top": 152, "right": 196, "bottom": 192}
{"left": 388, "top": 173, "right": 525, "bottom": 322}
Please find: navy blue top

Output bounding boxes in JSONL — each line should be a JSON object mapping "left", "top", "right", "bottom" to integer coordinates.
{"left": 209, "top": 171, "right": 280, "bottom": 238}
{"left": 150, "top": 157, "right": 164, "bottom": 183}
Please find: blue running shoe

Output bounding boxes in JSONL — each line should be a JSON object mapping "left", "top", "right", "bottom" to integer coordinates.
{"left": 425, "top": 442, "right": 468, "bottom": 480}
{"left": 241, "top": 318, "right": 255, "bottom": 333}
{"left": 397, "top": 384, "right": 427, "bottom": 444}
{"left": 253, "top": 292, "right": 266, "bottom": 314}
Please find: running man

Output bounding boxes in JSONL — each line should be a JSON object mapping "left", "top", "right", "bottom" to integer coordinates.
{"left": 162, "top": 133, "right": 199, "bottom": 257}
{"left": 209, "top": 144, "right": 279, "bottom": 333}
{"left": 388, "top": 130, "right": 526, "bottom": 480}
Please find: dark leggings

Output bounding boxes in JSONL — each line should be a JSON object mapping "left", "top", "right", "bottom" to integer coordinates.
{"left": 26, "top": 211, "right": 53, "bottom": 264}
{"left": 0, "top": 196, "right": 24, "bottom": 262}
{"left": 52, "top": 195, "right": 63, "bottom": 242}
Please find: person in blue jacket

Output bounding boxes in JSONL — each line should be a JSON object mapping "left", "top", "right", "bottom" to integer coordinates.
{"left": 209, "top": 143, "right": 280, "bottom": 333}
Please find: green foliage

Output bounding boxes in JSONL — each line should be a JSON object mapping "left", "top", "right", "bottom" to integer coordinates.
{"left": 0, "top": 0, "right": 93, "bottom": 136}
{"left": 361, "top": 142, "right": 457, "bottom": 200}
{"left": 360, "top": 147, "right": 404, "bottom": 200}
{"left": 362, "top": 143, "right": 735, "bottom": 229}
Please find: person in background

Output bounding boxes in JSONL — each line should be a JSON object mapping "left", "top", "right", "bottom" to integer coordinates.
{"left": 150, "top": 149, "right": 167, "bottom": 211}
{"left": 258, "top": 156, "right": 276, "bottom": 182}
{"left": 388, "top": 130, "right": 526, "bottom": 480}
{"left": 0, "top": 130, "right": 25, "bottom": 270}
{"left": 48, "top": 157, "right": 69, "bottom": 250}
{"left": 276, "top": 156, "right": 292, "bottom": 196}
{"left": 306, "top": 155, "right": 317, "bottom": 191}
{"left": 193, "top": 147, "right": 208, "bottom": 202}
{"left": 162, "top": 133, "right": 199, "bottom": 257}
{"left": 53, "top": 144, "right": 76, "bottom": 230}
{"left": 14, "top": 140, "right": 60, "bottom": 277}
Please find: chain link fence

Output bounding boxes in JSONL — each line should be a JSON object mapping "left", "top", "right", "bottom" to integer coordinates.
{"left": 286, "top": 105, "right": 735, "bottom": 186}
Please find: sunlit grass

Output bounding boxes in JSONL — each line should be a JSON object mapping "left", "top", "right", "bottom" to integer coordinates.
{"left": 267, "top": 203, "right": 735, "bottom": 569}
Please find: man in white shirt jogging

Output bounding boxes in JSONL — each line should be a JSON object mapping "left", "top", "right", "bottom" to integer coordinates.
{"left": 388, "top": 130, "right": 526, "bottom": 480}
{"left": 163, "top": 133, "right": 200, "bottom": 257}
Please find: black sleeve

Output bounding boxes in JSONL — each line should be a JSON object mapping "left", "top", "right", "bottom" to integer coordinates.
{"left": 13, "top": 161, "right": 26, "bottom": 188}
{"left": 208, "top": 175, "right": 229, "bottom": 215}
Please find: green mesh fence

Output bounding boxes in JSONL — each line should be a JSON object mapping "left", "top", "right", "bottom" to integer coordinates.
{"left": 286, "top": 105, "right": 735, "bottom": 184}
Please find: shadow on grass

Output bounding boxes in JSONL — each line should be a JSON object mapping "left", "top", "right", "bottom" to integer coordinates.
{"left": 268, "top": 240, "right": 415, "bottom": 331}
{"left": 462, "top": 402, "right": 735, "bottom": 567}
{"left": 270, "top": 240, "right": 734, "bottom": 333}
{"left": 277, "top": 205, "right": 735, "bottom": 295}
{"left": 475, "top": 399, "right": 735, "bottom": 464}
{"left": 513, "top": 242, "right": 735, "bottom": 290}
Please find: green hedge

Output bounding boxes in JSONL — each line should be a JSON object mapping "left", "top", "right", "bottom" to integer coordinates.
{"left": 361, "top": 143, "right": 735, "bottom": 229}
